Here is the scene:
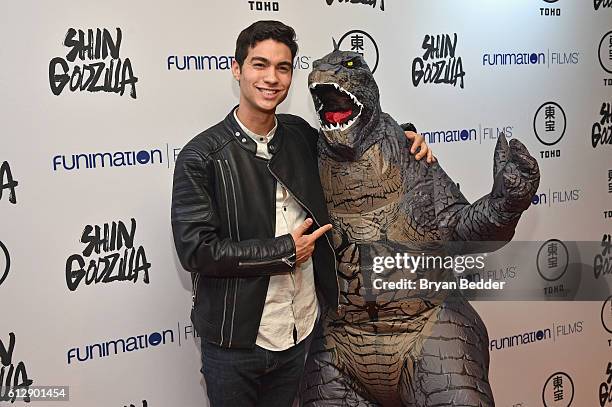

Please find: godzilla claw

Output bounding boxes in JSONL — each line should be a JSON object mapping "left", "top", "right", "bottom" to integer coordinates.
{"left": 491, "top": 136, "right": 540, "bottom": 213}
{"left": 493, "top": 132, "right": 509, "bottom": 178}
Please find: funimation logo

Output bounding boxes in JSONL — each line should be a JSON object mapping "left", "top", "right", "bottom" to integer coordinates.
{"left": 49, "top": 28, "right": 138, "bottom": 98}
{"left": 422, "top": 125, "right": 513, "bottom": 144}
{"left": 594, "top": 234, "right": 612, "bottom": 279}
{"left": 542, "top": 372, "right": 574, "bottom": 407}
{"left": 599, "top": 31, "right": 612, "bottom": 75}
{"left": 67, "top": 329, "right": 174, "bottom": 364}
{"left": 248, "top": 1, "right": 279, "bottom": 11}
{"left": 412, "top": 33, "right": 465, "bottom": 89}
{"left": 167, "top": 54, "right": 311, "bottom": 71}
{"left": 490, "top": 327, "right": 552, "bottom": 351}
{"left": 483, "top": 52, "right": 545, "bottom": 66}
{"left": 0, "top": 162, "right": 18, "bottom": 205}
{"left": 65, "top": 218, "right": 151, "bottom": 292}
{"left": 482, "top": 50, "right": 578, "bottom": 67}
{"left": 602, "top": 296, "right": 612, "bottom": 334}
{"left": 490, "top": 321, "right": 582, "bottom": 352}
{"left": 325, "top": 0, "right": 385, "bottom": 11}
{"left": 537, "top": 239, "right": 569, "bottom": 282}
{"left": 337, "top": 30, "right": 379, "bottom": 74}
{"left": 52, "top": 148, "right": 163, "bottom": 171}
{"left": 593, "top": 101, "right": 612, "bottom": 148}
{"left": 0, "top": 241, "right": 10, "bottom": 287}
{"left": 0, "top": 333, "right": 34, "bottom": 403}
{"left": 167, "top": 55, "right": 235, "bottom": 71}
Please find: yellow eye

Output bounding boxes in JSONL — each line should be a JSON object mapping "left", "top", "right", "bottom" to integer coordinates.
{"left": 346, "top": 61, "right": 353, "bottom": 67}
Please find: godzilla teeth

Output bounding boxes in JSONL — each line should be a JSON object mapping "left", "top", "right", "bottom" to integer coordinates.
{"left": 310, "top": 82, "right": 363, "bottom": 132}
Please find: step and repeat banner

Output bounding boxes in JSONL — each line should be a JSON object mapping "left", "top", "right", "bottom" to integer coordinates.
{"left": 1, "top": 0, "right": 611, "bottom": 406}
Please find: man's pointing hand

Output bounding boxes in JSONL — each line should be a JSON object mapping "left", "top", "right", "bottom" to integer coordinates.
{"left": 290, "top": 218, "right": 333, "bottom": 266}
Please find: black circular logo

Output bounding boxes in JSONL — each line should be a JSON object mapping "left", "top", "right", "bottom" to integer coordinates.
{"left": 534, "top": 102, "right": 567, "bottom": 146}
{"left": 337, "top": 30, "right": 379, "bottom": 74}
{"left": 0, "top": 240, "right": 10, "bottom": 286}
{"left": 598, "top": 30, "right": 612, "bottom": 74}
{"left": 602, "top": 295, "right": 612, "bottom": 334}
{"left": 542, "top": 371, "right": 574, "bottom": 407}
{"left": 537, "top": 239, "right": 569, "bottom": 281}
{"left": 543, "top": 0, "right": 559, "bottom": 3}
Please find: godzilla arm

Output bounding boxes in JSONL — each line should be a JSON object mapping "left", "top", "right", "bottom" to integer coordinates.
{"left": 433, "top": 134, "right": 540, "bottom": 245}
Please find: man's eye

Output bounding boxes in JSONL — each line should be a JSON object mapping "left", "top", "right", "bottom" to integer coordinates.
{"left": 278, "top": 66, "right": 290, "bottom": 73}
{"left": 253, "top": 63, "right": 265, "bottom": 68}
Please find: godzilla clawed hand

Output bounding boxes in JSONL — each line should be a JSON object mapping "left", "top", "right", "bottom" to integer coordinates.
{"left": 491, "top": 133, "right": 540, "bottom": 213}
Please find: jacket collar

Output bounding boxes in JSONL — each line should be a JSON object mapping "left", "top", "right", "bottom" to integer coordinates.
{"left": 223, "top": 106, "right": 284, "bottom": 156}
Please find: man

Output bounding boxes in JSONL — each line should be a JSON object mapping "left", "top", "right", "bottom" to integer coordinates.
{"left": 171, "top": 20, "right": 433, "bottom": 407}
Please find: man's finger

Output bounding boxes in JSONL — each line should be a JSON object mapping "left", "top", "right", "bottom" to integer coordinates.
{"left": 427, "top": 149, "right": 434, "bottom": 163}
{"left": 293, "top": 218, "right": 313, "bottom": 237}
{"left": 416, "top": 146, "right": 426, "bottom": 160}
{"left": 309, "top": 224, "right": 333, "bottom": 240}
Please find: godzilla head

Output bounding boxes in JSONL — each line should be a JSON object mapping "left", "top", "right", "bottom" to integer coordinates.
{"left": 308, "top": 47, "right": 381, "bottom": 160}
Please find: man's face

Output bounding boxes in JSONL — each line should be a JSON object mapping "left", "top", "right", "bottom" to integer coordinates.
{"left": 232, "top": 39, "right": 293, "bottom": 114}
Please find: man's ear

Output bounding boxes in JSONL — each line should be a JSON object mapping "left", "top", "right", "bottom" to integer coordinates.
{"left": 231, "top": 60, "right": 241, "bottom": 82}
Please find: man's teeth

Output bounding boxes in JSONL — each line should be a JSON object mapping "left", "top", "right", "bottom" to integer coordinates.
{"left": 260, "top": 89, "right": 279, "bottom": 95}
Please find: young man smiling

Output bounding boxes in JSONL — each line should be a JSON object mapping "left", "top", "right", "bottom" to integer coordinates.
{"left": 171, "top": 20, "right": 433, "bottom": 407}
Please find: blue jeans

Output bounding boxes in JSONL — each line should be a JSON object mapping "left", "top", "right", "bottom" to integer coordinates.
{"left": 200, "top": 338, "right": 307, "bottom": 407}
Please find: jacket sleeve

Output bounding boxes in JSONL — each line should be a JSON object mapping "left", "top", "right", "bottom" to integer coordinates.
{"left": 171, "top": 148, "right": 296, "bottom": 278}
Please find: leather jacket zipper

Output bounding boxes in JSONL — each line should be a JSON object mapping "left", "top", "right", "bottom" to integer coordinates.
{"left": 267, "top": 165, "right": 340, "bottom": 308}
{"left": 238, "top": 257, "right": 294, "bottom": 268}
{"left": 192, "top": 273, "right": 200, "bottom": 309}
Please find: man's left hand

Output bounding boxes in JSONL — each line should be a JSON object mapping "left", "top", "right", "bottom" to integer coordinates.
{"left": 405, "top": 131, "right": 436, "bottom": 163}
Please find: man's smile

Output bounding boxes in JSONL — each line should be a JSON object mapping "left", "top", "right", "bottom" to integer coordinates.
{"left": 257, "top": 87, "right": 283, "bottom": 98}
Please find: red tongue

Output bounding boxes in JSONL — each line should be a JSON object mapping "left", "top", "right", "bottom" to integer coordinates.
{"left": 324, "top": 110, "right": 352, "bottom": 124}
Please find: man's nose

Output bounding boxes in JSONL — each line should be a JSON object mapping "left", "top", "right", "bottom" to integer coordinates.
{"left": 263, "top": 67, "right": 279, "bottom": 84}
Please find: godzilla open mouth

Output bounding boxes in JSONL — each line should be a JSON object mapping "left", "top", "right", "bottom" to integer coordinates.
{"left": 309, "top": 83, "right": 363, "bottom": 132}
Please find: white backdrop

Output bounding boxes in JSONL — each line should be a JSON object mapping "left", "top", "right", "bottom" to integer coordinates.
{"left": 1, "top": 1, "right": 611, "bottom": 406}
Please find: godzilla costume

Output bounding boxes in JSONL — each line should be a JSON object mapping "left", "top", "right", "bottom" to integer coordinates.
{"left": 299, "top": 48, "right": 540, "bottom": 406}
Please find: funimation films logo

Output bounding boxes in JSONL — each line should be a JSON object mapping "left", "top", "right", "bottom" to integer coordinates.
{"left": 337, "top": 30, "right": 379, "bottom": 73}
{"left": 412, "top": 33, "right": 465, "bottom": 89}
{"left": 542, "top": 372, "right": 574, "bottom": 406}
{"left": 49, "top": 28, "right": 138, "bottom": 98}
{"left": 593, "top": 101, "right": 612, "bottom": 148}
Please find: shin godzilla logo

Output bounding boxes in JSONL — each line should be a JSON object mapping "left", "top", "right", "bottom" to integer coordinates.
{"left": 412, "top": 33, "right": 465, "bottom": 89}
{"left": 65, "top": 218, "right": 151, "bottom": 291}
{"left": 49, "top": 28, "right": 138, "bottom": 98}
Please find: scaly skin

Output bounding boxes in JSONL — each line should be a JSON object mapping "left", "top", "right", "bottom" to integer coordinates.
{"left": 301, "top": 50, "right": 539, "bottom": 407}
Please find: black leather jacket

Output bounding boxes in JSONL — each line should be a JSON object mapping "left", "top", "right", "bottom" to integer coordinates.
{"left": 171, "top": 108, "right": 339, "bottom": 349}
